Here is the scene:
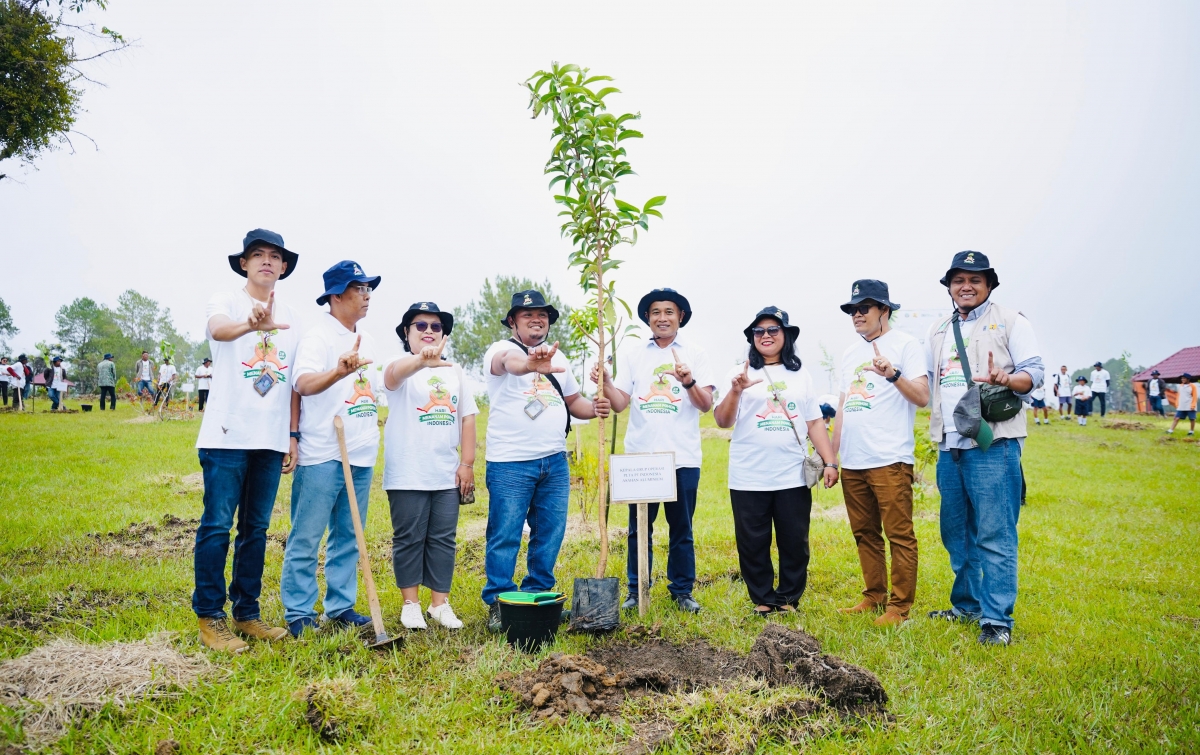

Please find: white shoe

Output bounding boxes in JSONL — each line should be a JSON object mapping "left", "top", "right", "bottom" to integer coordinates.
{"left": 428, "top": 601, "right": 463, "bottom": 630}
{"left": 401, "top": 601, "right": 427, "bottom": 630}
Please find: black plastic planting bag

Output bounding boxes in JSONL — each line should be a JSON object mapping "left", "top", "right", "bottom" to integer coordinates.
{"left": 570, "top": 577, "right": 620, "bottom": 632}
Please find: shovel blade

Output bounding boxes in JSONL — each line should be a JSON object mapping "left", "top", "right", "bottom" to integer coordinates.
{"left": 365, "top": 633, "right": 403, "bottom": 652}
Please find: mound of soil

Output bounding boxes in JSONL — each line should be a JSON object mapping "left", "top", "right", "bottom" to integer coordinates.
{"left": 496, "top": 624, "right": 887, "bottom": 726}
{"left": 87, "top": 515, "right": 198, "bottom": 558}
{"left": 1105, "top": 420, "right": 1151, "bottom": 431}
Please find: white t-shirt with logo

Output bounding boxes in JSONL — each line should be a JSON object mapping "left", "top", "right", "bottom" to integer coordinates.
{"left": 196, "top": 288, "right": 302, "bottom": 453}
{"left": 383, "top": 363, "right": 478, "bottom": 490}
{"left": 1054, "top": 372, "right": 1073, "bottom": 398}
{"left": 613, "top": 337, "right": 716, "bottom": 469}
{"left": 159, "top": 364, "right": 177, "bottom": 384}
{"left": 838, "top": 329, "right": 926, "bottom": 470}
{"left": 6, "top": 364, "right": 25, "bottom": 389}
{"left": 138, "top": 359, "right": 154, "bottom": 381}
{"left": 725, "top": 363, "right": 821, "bottom": 491}
{"left": 292, "top": 313, "right": 381, "bottom": 468}
{"left": 484, "top": 340, "right": 580, "bottom": 463}
{"left": 195, "top": 365, "right": 212, "bottom": 390}
{"left": 1073, "top": 384, "right": 1092, "bottom": 402}
{"left": 1177, "top": 383, "right": 1197, "bottom": 411}
{"left": 1091, "top": 368, "right": 1111, "bottom": 393}
{"left": 51, "top": 366, "right": 68, "bottom": 391}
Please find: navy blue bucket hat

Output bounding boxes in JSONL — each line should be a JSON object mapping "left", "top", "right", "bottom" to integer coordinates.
{"left": 228, "top": 229, "right": 299, "bottom": 280}
{"left": 840, "top": 279, "right": 901, "bottom": 313}
{"left": 637, "top": 288, "right": 692, "bottom": 327}
{"left": 743, "top": 306, "right": 799, "bottom": 343}
{"left": 397, "top": 302, "right": 454, "bottom": 352}
{"left": 316, "top": 260, "right": 381, "bottom": 305}
{"left": 501, "top": 290, "right": 560, "bottom": 328}
{"left": 940, "top": 250, "right": 999, "bottom": 289}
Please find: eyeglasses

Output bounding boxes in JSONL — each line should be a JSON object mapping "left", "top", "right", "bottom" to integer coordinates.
{"left": 751, "top": 326, "right": 782, "bottom": 338}
{"left": 346, "top": 285, "right": 372, "bottom": 295}
{"left": 846, "top": 305, "right": 874, "bottom": 316}
{"left": 411, "top": 322, "right": 442, "bottom": 333}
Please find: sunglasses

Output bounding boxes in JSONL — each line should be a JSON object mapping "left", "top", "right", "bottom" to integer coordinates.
{"left": 751, "top": 326, "right": 782, "bottom": 338}
{"left": 410, "top": 322, "right": 443, "bottom": 333}
{"left": 846, "top": 305, "right": 875, "bottom": 316}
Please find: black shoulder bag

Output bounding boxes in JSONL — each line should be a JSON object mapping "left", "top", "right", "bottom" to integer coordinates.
{"left": 950, "top": 318, "right": 1022, "bottom": 452}
{"left": 508, "top": 338, "right": 572, "bottom": 438}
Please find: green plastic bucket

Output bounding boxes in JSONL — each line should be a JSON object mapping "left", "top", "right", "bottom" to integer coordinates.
{"left": 497, "top": 592, "right": 566, "bottom": 652}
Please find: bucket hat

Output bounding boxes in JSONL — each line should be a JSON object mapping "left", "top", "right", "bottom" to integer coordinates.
{"left": 939, "top": 250, "right": 999, "bottom": 288}
{"left": 1151, "top": 370, "right": 1160, "bottom": 376}
{"left": 1093, "top": 361, "right": 1103, "bottom": 368}
{"left": 316, "top": 260, "right": 381, "bottom": 305}
{"left": 743, "top": 306, "right": 799, "bottom": 344}
{"left": 397, "top": 302, "right": 455, "bottom": 352}
{"left": 840, "top": 279, "right": 901, "bottom": 313}
{"left": 51, "top": 356, "right": 62, "bottom": 363}
{"left": 1076, "top": 376, "right": 1087, "bottom": 382}
{"left": 228, "top": 229, "right": 299, "bottom": 280}
{"left": 1183, "top": 373, "right": 1194, "bottom": 381}
{"left": 202, "top": 358, "right": 212, "bottom": 364}
{"left": 637, "top": 288, "right": 692, "bottom": 327}
{"left": 501, "top": 290, "right": 560, "bottom": 329}
{"left": 103, "top": 353, "right": 113, "bottom": 360}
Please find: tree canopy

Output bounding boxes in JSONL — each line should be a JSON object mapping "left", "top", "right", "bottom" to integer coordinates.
{"left": 449, "top": 275, "right": 571, "bottom": 376}
{"left": 0, "top": 295, "right": 17, "bottom": 353}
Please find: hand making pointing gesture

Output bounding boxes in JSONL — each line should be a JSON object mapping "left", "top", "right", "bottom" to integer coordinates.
{"left": 246, "top": 290, "right": 290, "bottom": 332}
{"left": 335, "top": 335, "right": 373, "bottom": 378}
{"left": 973, "top": 351, "right": 1011, "bottom": 387}
{"left": 729, "top": 361, "right": 763, "bottom": 394}
{"left": 668, "top": 348, "right": 694, "bottom": 385}
{"left": 863, "top": 341, "right": 897, "bottom": 379}
{"left": 525, "top": 341, "right": 566, "bottom": 375}
{"left": 418, "top": 337, "right": 453, "bottom": 369}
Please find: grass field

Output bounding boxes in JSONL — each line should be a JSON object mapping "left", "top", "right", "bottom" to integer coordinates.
{"left": 1, "top": 399, "right": 1198, "bottom": 753}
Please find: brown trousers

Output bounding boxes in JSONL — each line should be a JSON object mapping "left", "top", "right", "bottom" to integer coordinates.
{"left": 841, "top": 462, "right": 918, "bottom": 615}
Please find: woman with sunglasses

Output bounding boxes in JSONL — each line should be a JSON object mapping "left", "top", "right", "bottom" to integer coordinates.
{"left": 713, "top": 306, "right": 838, "bottom": 616}
{"left": 382, "top": 302, "right": 477, "bottom": 630}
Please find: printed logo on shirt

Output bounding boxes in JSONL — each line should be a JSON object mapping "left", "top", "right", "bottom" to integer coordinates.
{"left": 241, "top": 331, "right": 289, "bottom": 384}
{"left": 524, "top": 374, "right": 563, "bottom": 406}
{"left": 940, "top": 339, "right": 968, "bottom": 389}
{"left": 345, "top": 366, "right": 377, "bottom": 418}
{"left": 843, "top": 362, "right": 877, "bottom": 413}
{"left": 637, "top": 364, "right": 682, "bottom": 414}
{"left": 417, "top": 374, "right": 458, "bottom": 425}
{"left": 754, "top": 381, "right": 796, "bottom": 431}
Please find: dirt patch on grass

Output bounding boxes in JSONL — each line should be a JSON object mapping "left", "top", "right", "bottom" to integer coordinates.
{"left": 693, "top": 568, "right": 743, "bottom": 588}
{"left": 813, "top": 505, "right": 850, "bottom": 522}
{"left": 1104, "top": 420, "right": 1152, "bottom": 431}
{"left": 497, "top": 623, "right": 887, "bottom": 730}
{"left": 0, "top": 588, "right": 161, "bottom": 632}
{"left": 295, "top": 677, "right": 375, "bottom": 743}
{"left": 700, "top": 427, "right": 732, "bottom": 440}
{"left": 1166, "top": 614, "right": 1200, "bottom": 629}
{"left": 86, "top": 514, "right": 198, "bottom": 559}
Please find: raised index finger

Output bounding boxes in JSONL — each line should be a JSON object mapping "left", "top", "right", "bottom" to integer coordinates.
{"left": 873, "top": 341, "right": 881, "bottom": 357}
{"left": 672, "top": 348, "right": 681, "bottom": 364}
{"left": 352, "top": 334, "right": 361, "bottom": 353}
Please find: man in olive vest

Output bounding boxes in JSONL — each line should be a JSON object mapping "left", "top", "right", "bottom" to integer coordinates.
{"left": 923, "top": 251, "right": 1043, "bottom": 647}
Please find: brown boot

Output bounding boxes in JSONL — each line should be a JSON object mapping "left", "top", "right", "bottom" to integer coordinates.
{"left": 199, "top": 617, "right": 249, "bottom": 653}
{"left": 233, "top": 618, "right": 289, "bottom": 642}
{"left": 838, "top": 599, "right": 883, "bottom": 615}
{"left": 873, "top": 607, "right": 909, "bottom": 627}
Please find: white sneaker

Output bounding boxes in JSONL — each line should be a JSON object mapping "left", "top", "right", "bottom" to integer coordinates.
{"left": 401, "top": 601, "right": 427, "bottom": 630}
{"left": 428, "top": 601, "right": 463, "bottom": 630}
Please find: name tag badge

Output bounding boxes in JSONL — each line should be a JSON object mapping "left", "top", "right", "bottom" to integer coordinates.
{"left": 253, "top": 369, "right": 277, "bottom": 397}
{"left": 524, "top": 395, "right": 547, "bottom": 419}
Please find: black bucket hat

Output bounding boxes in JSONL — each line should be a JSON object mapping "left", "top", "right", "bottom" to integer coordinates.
{"left": 1093, "top": 361, "right": 1103, "bottom": 368}
{"left": 840, "top": 279, "right": 901, "bottom": 313}
{"left": 637, "top": 288, "right": 692, "bottom": 327}
{"left": 202, "top": 357, "right": 212, "bottom": 364}
{"left": 743, "top": 306, "right": 799, "bottom": 343}
{"left": 1151, "top": 370, "right": 1160, "bottom": 376}
{"left": 1076, "top": 376, "right": 1087, "bottom": 382}
{"left": 398, "top": 302, "right": 454, "bottom": 352}
{"left": 316, "top": 260, "right": 381, "bottom": 305}
{"left": 939, "top": 250, "right": 998, "bottom": 289}
{"left": 228, "top": 228, "right": 299, "bottom": 280}
{"left": 501, "top": 290, "right": 560, "bottom": 329}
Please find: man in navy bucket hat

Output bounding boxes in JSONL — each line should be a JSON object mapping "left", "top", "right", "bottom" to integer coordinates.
{"left": 923, "top": 251, "right": 1043, "bottom": 646}
{"left": 281, "top": 261, "right": 383, "bottom": 637}
{"left": 192, "top": 228, "right": 302, "bottom": 652}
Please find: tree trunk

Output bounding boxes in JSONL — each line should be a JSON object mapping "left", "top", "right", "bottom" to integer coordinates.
{"left": 593, "top": 263, "right": 609, "bottom": 579}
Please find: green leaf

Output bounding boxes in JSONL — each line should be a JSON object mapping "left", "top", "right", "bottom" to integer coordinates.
{"left": 644, "top": 209, "right": 663, "bottom": 219}
{"left": 642, "top": 195, "right": 667, "bottom": 211}
{"left": 614, "top": 198, "right": 639, "bottom": 213}
{"left": 582, "top": 75, "right": 613, "bottom": 85}
{"left": 595, "top": 87, "right": 621, "bottom": 99}
{"left": 617, "top": 130, "right": 643, "bottom": 142}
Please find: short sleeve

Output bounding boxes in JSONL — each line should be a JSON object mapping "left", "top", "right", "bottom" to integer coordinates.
{"left": 839, "top": 344, "right": 856, "bottom": 393}
{"left": 557, "top": 354, "right": 580, "bottom": 396}
{"left": 1008, "top": 315, "right": 1041, "bottom": 367}
{"left": 799, "top": 369, "right": 822, "bottom": 422}
{"left": 900, "top": 338, "right": 926, "bottom": 380}
{"left": 291, "top": 332, "right": 329, "bottom": 383}
{"left": 692, "top": 348, "right": 716, "bottom": 389}
{"left": 460, "top": 387, "right": 479, "bottom": 417}
{"left": 484, "top": 341, "right": 518, "bottom": 378}
{"left": 613, "top": 348, "right": 634, "bottom": 396}
{"left": 204, "top": 291, "right": 237, "bottom": 338}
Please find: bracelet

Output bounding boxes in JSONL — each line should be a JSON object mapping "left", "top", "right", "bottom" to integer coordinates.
{"left": 289, "top": 431, "right": 301, "bottom": 439}
{"left": 682, "top": 380, "right": 697, "bottom": 390}
{"left": 459, "top": 463, "right": 473, "bottom": 468}
{"left": 824, "top": 463, "right": 838, "bottom": 470}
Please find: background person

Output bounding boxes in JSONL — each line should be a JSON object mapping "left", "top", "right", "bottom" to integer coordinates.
{"left": 4, "top": 357, "right": 23, "bottom": 410}
{"left": 195, "top": 357, "right": 213, "bottom": 411}
{"left": 713, "top": 306, "right": 837, "bottom": 616}
{"left": 49, "top": 356, "right": 68, "bottom": 411}
{"left": 481, "top": 289, "right": 610, "bottom": 632}
{"left": 383, "top": 302, "right": 477, "bottom": 631}
{"left": 18, "top": 355, "right": 32, "bottom": 402}
{"left": 97, "top": 353, "right": 117, "bottom": 410}
{"left": 282, "top": 261, "right": 382, "bottom": 637}
{"left": 1028, "top": 384, "right": 1050, "bottom": 425}
{"left": 1146, "top": 370, "right": 1165, "bottom": 416}
{"left": 1072, "top": 376, "right": 1091, "bottom": 425}
{"left": 193, "top": 228, "right": 301, "bottom": 653}
{"left": 154, "top": 357, "right": 178, "bottom": 408}
{"left": 1090, "top": 361, "right": 1111, "bottom": 417}
{"left": 1054, "top": 365, "right": 1073, "bottom": 420}
{"left": 1167, "top": 373, "right": 1196, "bottom": 436}
{"left": 0, "top": 356, "right": 9, "bottom": 407}
{"left": 135, "top": 351, "right": 156, "bottom": 398}
{"left": 592, "top": 288, "right": 715, "bottom": 614}
{"left": 831, "top": 281, "right": 928, "bottom": 627}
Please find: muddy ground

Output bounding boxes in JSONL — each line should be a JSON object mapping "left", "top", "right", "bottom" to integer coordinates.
{"left": 86, "top": 514, "right": 199, "bottom": 559}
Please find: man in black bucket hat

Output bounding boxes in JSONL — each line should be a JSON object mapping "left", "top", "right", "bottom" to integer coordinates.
{"left": 923, "top": 251, "right": 1043, "bottom": 646}
{"left": 192, "top": 228, "right": 302, "bottom": 653}
{"left": 592, "top": 287, "right": 715, "bottom": 614}
{"left": 832, "top": 280, "right": 928, "bottom": 627}
{"left": 480, "top": 289, "right": 610, "bottom": 632}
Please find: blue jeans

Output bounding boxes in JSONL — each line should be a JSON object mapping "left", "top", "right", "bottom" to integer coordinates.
{"left": 49, "top": 388, "right": 61, "bottom": 410}
{"left": 1149, "top": 396, "right": 1164, "bottom": 416}
{"left": 936, "top": 438, "right": 1023, "bottom": 629}
{"left": 136, "top": 379, "right": 154, "bottom": 397}
{"left": 193, "top": 448, "right": 284, "bottom": 620}
{"left": 482, "top": 452, "right": 569, "bottom": 606}
{"left": 627, "top": 467, "right": 701, "bottom": 597}
{"left": 280, "top": 460, "right": 373, "bottom": 624}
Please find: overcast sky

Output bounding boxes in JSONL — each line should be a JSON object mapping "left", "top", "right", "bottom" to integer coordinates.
{"left": 2, "top": 1, "right": 1198, "bottom": 391}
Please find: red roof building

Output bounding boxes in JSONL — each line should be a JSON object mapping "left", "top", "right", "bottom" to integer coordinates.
{"left": 1133, "top": 346, "right": 1200, "bottom": 382}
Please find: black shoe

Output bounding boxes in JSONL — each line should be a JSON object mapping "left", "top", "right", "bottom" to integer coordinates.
{"left": 621, "top": 594, "right": 639, "bottom": 611}
{"left": 673, "top": 593, "right": 701, "bottom": 613}
{"left": 927, "top": 608, "right": 976, "bottom": 624}
{"left": 487, "top": 603, "right": 502, "bottom": 634}
{"left": 978, "top": 624, "right": 1012, "bottom": 646}
{"left": 560, "top": 609, "right": 571, "bottom": 625}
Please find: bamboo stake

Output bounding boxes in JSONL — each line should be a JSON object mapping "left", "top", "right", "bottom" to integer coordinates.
{"left": 594, "top": 260, "right": 609, "bottom": 579}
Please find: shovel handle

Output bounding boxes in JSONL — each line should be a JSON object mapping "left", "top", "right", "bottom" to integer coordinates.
{"left": 333, "top": 416, "right": 386, "bottom": 640}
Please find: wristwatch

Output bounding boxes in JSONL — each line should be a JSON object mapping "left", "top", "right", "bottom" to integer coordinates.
{"left": 290, "top": 431, "right": 301, "bottom": 439}
{"left": 886, "top": 368, "right": 902, "bottom": 384}
{"left": 824, "top": 463, "right": 838, "bottom": 470}
{"left": 682, "top": 379, "right": 697, "bottom": 389}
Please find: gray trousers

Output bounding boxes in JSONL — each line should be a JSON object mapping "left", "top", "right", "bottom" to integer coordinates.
{"left": 387, "top": 489, "right": 459, "bottom": 593}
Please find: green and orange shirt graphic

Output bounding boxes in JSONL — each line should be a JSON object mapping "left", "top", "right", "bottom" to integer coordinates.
{"left": 754, "top": 380, "right": 798, "bottom": 431}
{"left": 241, "top": 330, "right": 289, "bottom": 384}
{"left": 524, "top": 374, "right": 563, "bottom": 407}
{"left": 940, "top": 338, "right": 968, "bottom": 390}
{"left": 344, "top": 366, "right": 378, "bottom": 418}
{"left": 416, "top": 374, "right": 458, "bottom": 426}
{"left": 637, "top": 363, "right": 683, "bottom": 414}
{"left": 844, "top": 362, "right": 877, "bottom": 413}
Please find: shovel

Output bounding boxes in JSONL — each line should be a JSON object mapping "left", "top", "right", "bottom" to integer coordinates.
{"left": 333, "top": 416, "right": 402, "bottom": 651}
